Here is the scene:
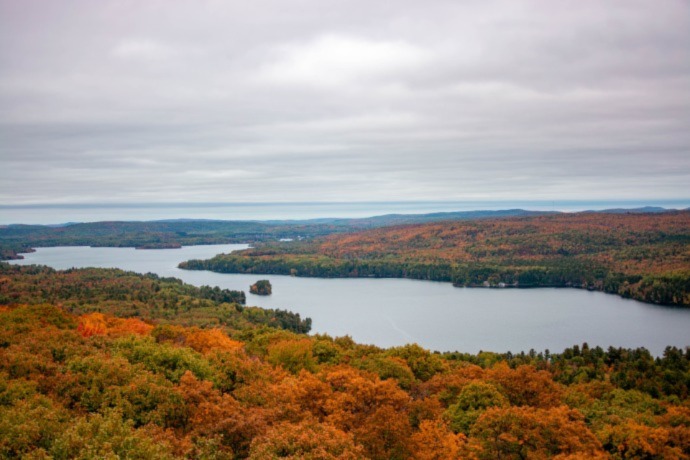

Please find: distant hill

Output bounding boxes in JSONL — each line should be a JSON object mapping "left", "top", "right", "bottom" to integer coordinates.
{"left": 265, "top": 208, "right": 557, "bottom": 227}
{"left": 181, "top": 210, "right": 690, "bottom": 307}
{"left": 587, "top": 206, "right": 672, "bottom": 214}
{"left": 0, "top": 206, "right": 679, "bottom": 260}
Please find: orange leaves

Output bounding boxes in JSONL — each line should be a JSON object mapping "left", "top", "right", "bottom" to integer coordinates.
{"left": 76, "top": 314, "right": 243, "bottom": 356}
{"left": 176, "top": 371, "right": 269, "bottom": 458}
{"left": 152, "top": 324, "right": 243, "bottom": 354}
{"left": 352, "top": 404, "right": 413, "bottom": 460}
{"left": 487, "top": 362, "right": 564, "bottom": 408}
{"left": 77, "top": 312, "right": 153, "bottom": 338}
{"left": 320, "top": 366, "right": 414, "bottom": 459}
{"left": 271, "top": 370, "right": 332, "bottom": 421}
{"left": 598, "top": 420, "right": 684, "bottom": 459}
{"left": 185, "top": 328, "right": 243, "bottom": 354}
{"left": 115, "top": 318, "right": 154, "bottom": 336}
{"left": 248, "top": 420, "right": 364, "bottom": 460}
{"left": 470, "top": 406, "right": 604, "bottom": 459}
{"left": 76, "top": 313, "right": 106, "bottom": 337}
{"left": 421, "top": 363, "right": 486, "bottom": 405}
{"left": 410, "top": 420, "right": 468, "bottom": 460}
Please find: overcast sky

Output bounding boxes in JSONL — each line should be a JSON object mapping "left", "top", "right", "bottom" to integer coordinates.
{"left": 1, "top": 0, "right": 688, "bottom": 205}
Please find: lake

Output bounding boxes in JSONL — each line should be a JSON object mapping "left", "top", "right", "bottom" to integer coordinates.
{"left": 10, "top": 244, "right": 690, "bottom": 356}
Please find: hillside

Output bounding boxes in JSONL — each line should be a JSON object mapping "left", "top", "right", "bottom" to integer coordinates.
{"left": 1, "top": 263, "right": 689, "bottom": 458}
{"left": 0, "top": 220, "right": 337, "bottom": 260}
{"left": 0, "top": 263, "right": 310, "bottom": 334}
{"left": 180, "top": 211, "right": 690, "bottom": 306}
{"left": 0, "top": 209, "right": 566, "bottom": 261}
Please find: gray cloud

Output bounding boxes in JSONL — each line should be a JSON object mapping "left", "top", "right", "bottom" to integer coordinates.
{"left": 1, "top": 0, "right": 688, "bottom": 205}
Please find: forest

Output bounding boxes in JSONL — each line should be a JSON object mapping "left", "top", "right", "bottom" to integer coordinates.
{"left": 0, "top": 220, "right": 337, "bottom": 261}
{"left": 0, "top": 264, "right": 310, "bottom": 334}
{"left": 0, "top": 209, "right": 564, "bottom": 261}
{"left": 1, "top": 262, "right": 690, "bottom": 459}
{"left": 180, "top": 211, "right": 690, "bottom": 307}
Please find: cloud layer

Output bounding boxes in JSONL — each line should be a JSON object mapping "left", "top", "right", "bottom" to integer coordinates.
{"left": 1, "top": 0, "right": 688, "bottom": 204}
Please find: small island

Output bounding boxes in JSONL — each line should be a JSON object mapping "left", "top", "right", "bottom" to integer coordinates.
{"left": 249, "top": 279, "right": 272, "bottom": 295}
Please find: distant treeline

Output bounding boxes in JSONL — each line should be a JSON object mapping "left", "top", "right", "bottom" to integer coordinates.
{"left": 0, "top": 209, "right": 564, "bottom": 260}
{"left": 180, "top": 211, "right": 690, "bottom": 307}
{"left": 0, "top": 220, "right": 341, "bottom": 260}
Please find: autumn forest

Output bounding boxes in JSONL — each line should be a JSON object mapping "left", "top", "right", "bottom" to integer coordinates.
{"left": 1, "top": 210, "right": 690, "bottom": 459}
{"left": 182, "top": 212, "right": 690, "bottom": 307}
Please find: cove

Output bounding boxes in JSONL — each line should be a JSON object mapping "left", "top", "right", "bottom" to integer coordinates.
{"left": 10, "top": 245, "right": 690, "bottom": 356}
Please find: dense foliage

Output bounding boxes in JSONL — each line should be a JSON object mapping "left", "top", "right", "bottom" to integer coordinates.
{"left": 0, "top": 263, "right": 310, "bottom": 334}
{"left": 0, "top": 220, "right": 337, "bottom": 260}
{"left": 181, "top": 211, "right": 690, "bottom": 306}
{"left": 250, "top": 280, "right": 272, "bottom": 296}
{"left": 1, "top": 279, "right": 690, "bottom": 458}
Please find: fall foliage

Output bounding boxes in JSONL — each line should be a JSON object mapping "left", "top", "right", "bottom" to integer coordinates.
{"left": 182, "top": 211, "right": 690, "bottom": 306}
{"left": 0, "top": 263, "right": 310, "bottom": 333}
{"left": 1, "top": 264, "right": 689, "bottom": 459}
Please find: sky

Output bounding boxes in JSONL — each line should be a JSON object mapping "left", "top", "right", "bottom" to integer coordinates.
{"left": 1, "top": 0, "right": 689, "bottom": 206}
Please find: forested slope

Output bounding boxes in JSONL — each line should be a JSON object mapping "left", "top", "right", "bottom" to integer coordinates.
{"left": 181, "top": 211, "right": 690, "bottom": 306}
{"left": 1, "top": 264, "right": 689, "bottom": 458}
{"left": 0, "top": 209, "right": 558, "bottom": 260}
{"left": 0, "top": 263, "right": 310, "bottom": 334}
{"left": 0, "top": 220, "right": 337, "bottom": 260}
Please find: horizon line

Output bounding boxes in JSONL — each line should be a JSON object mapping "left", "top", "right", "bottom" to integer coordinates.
{"left": 2, "top": 199, "right": 690, "bottom": 209}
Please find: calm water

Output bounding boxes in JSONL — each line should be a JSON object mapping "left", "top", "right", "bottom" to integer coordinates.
{"left": 10, "top": 245, "right": 690, "bottom": 355}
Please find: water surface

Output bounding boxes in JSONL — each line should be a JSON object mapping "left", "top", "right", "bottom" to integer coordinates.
{"left": 11, "top": 245, "right": 690, "bottom": 355}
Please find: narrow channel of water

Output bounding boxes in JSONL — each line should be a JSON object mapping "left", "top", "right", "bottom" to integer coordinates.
{"left": 10, "top": 245, "right": 690, "bottom": 355}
